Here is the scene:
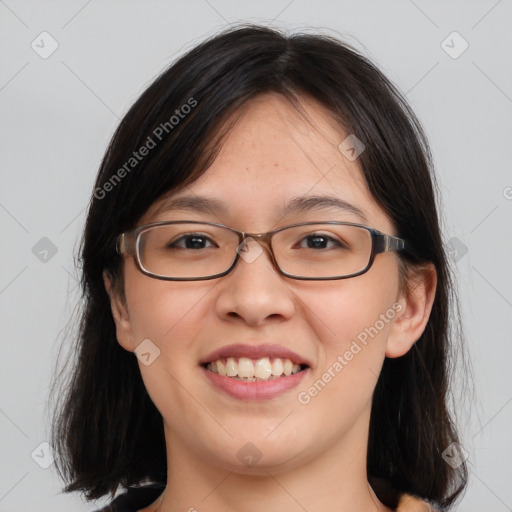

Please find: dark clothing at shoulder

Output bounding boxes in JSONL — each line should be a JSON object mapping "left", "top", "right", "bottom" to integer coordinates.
{"left": 93, "top": 484, "right": 165, "bottom": 512}
{"left": 93, "top": 482, "right": 441, "bottom": 512}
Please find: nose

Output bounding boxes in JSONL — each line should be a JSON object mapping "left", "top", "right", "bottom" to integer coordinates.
{"left": 214, "top": 238, "right": 296, "bottom": 327}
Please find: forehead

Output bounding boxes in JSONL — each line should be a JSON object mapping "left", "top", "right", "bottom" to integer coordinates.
{"left": 144, "top": 93, "right": 393, "bottom": 232}
{"left": 205, "top": 93, "right": 364, "bottom": 188}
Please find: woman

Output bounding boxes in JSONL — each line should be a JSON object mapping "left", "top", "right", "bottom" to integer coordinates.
{"left": 50, "top": 25, "right": 468, "bottom": 512}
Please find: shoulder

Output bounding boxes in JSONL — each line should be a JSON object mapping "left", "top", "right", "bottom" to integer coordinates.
{"left": 396, "top": 493, "right": 442, "bottom": 512}
{"left": 92, "top": 483, "right": 166, "bottom": 512}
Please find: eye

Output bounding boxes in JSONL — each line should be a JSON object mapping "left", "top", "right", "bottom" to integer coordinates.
{"left": 168, "top": 233, "right": 217, "bottom": 249}
{"left": 296, "top": 233, "right": 346, "bottom": 250}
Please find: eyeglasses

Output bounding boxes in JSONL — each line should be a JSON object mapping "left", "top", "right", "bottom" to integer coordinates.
{"left": 116, "top": 220, "right": 406, "bottom": 281}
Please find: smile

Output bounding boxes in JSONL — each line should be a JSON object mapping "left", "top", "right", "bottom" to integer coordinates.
{"left": 200, "top": 344, "right": 311, "bottom": 400}
{"left": 205, "top": 357, "right": 306, "bottom": 381}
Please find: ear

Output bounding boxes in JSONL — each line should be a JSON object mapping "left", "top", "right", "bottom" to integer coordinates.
{"left": 103, "top": 270, "right": 136, "bottom": 352}
{"left": 385, "top": 263, "right": 437, "bottom": 358}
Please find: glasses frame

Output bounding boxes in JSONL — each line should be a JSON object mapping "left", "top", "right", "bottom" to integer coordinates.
{"left": 116, "top": 220, "right": 406, "bottom": 281}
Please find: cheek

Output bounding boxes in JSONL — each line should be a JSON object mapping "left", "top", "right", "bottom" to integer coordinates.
{"left": 297, "top": 261, "right": 401, "bottom": 398}
{"left": 122, "top": 271, "right": 216, "bottom": 421}
{"left": 302, "top": 260, "right": 400, "bottom": 347}
{"left": 269, "top": 267, "right": 402, "bottom": 457}
{"left": 123, "top": 263, "right": 213, "bottom": 348}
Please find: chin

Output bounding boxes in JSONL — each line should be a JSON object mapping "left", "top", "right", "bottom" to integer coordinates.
{"left": 203, "top": 437, "right": 308, "bottom": 475}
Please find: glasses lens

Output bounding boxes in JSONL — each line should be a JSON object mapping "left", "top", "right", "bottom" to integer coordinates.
{"left": 135, "top": 222, "right": 373, "bottom": 280}
{"left": 137, "top": 223, "right": 239, "bottom": 279}
{"left": 272, "top": 223, "right": 372, "bottom": 278}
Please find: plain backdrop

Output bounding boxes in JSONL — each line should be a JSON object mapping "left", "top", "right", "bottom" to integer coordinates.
{"left": 1, "top": 1, "right": 511, "bottom": 511}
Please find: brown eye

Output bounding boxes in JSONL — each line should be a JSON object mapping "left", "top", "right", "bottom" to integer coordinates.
{"left": 295, "top": 234, "right": 346, "bottom": 250}
{"left": 168, "top": 234, "right": 217, "bottom": 249}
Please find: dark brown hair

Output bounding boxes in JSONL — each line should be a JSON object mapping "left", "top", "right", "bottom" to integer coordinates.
{"left": 50, "top": 24, "right": 468, "bottom": 509}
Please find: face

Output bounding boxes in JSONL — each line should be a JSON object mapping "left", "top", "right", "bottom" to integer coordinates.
{"left": 109, "top": 93, "right": 418, "bottom": 476}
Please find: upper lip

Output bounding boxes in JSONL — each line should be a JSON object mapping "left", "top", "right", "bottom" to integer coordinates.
{"left": 200, "top": 343, "right": 312, "bottom": 367}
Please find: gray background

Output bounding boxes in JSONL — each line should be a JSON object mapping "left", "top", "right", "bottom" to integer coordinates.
{"left": 1, "top": 1, "right": 511, "bottom": 511}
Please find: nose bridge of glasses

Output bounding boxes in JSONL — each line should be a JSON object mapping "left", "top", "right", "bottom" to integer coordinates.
{"left": 242, "top": 231, "right": 273, "bottom": 246}
{"left": 235, "top": 231, "right": 278, "bottom": 268}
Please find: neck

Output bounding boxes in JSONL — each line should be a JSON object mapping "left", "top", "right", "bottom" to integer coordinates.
{"left": 154, "top": 411, "right": 392, "bottom": 512}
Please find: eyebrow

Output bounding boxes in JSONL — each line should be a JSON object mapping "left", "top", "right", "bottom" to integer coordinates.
{"left": 154, "top": 194, "right": 368, "bottom": 223}
{"left": 283, "top": 195, "right": 368, "bottom": 223}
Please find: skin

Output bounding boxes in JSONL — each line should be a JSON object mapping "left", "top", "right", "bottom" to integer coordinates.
{"left": 105, "top": 93, "right": 436, "bottom": 512}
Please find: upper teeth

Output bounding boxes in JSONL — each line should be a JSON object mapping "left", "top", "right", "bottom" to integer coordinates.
{"left": 207, "top": 357, "right": 302, "bottom": 380}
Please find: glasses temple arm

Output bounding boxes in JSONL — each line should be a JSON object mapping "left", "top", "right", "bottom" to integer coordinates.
{"left": 374, "top": 233, "right": 406, "bottom": 254}
{"left": 116, "top": 233, "right": 128, "bottom": 254}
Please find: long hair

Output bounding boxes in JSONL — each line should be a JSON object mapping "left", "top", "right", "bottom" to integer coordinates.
{"left": 50, "top": 24, "right": 468, "bottom": 509}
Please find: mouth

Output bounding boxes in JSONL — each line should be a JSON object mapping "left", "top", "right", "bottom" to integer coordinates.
{"left": 203, "top": 357, "right": 308, "bottom": 381}
{"left": 200, "top": 344, "right": 311, "bottom": 400}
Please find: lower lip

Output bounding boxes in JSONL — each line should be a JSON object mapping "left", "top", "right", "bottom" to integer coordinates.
{"left": 202, "top": 366, "right": 309, "bottom": 401}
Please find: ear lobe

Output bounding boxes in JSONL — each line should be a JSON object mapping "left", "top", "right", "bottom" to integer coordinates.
{"left": 385, "top": 263, "right": 437, "bottom": 358}
{"left": 103, "top": 271, "right": 135, "bottom": 352}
